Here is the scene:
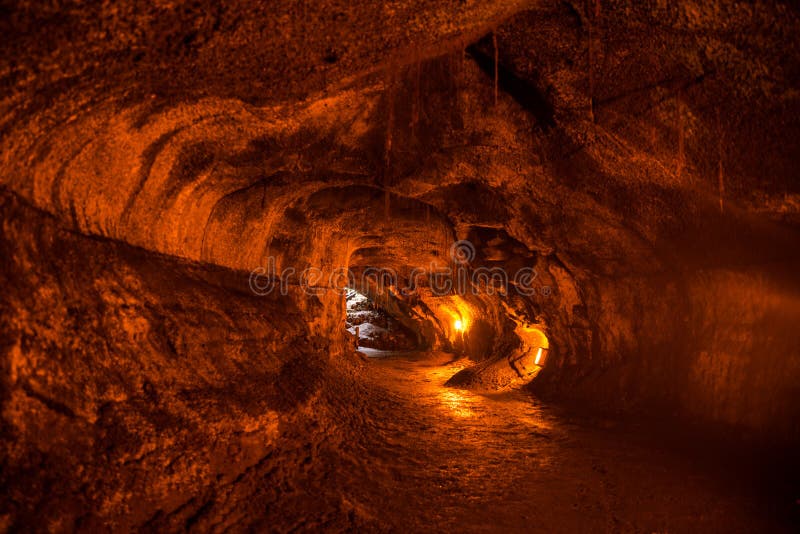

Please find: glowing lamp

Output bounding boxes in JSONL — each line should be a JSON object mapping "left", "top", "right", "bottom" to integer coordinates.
{"left": 454, "top": 319, "right": 464, "bottom": 332}
{"left": 534, "top": 347, "right": 549, "bottom": 366}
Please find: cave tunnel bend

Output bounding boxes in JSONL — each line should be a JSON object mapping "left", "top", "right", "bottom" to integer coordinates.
{"left": 343, "top": 280, "right": 551, "bottom": 390}
{"left": 2, "top": 1, "right": 800, "bottom": 532}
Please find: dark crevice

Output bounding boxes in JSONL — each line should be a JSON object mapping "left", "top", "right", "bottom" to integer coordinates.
{"left": 466, "top": 41, "right": 556, "bottom": 130}
{"left": 21, "top": 383, "right": 77, "bottom": 418}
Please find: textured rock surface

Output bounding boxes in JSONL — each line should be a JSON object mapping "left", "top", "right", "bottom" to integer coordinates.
{"left": 2, "top": 0, "right": 800, "bottom": 529}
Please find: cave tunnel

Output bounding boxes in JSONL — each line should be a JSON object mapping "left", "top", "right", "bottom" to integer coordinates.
{"left": 2, "top": 1, "right": 800, "bottom": 532}
{"left": 345, "top": 288, "right": 421, "bottom": 353}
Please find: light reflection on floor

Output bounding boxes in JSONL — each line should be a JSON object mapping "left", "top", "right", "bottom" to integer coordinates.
{"left": 363, "top": 349, "right": 554, "bottom": 430}
{"left": 347, "top": 349, "right": 784, "bottom": 532}
{"left": 436, "top": 388, "right": 475, "bottom": 418}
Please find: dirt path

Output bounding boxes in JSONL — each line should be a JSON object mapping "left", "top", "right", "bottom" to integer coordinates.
{"left": 149, "top": 349, "right": 792, "bottom": 532}
{"left": 350, "top": 350, "right": 790, "bottom": 533}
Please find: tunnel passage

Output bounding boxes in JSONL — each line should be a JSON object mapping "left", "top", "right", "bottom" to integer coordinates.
{"left": 2, "top": 0, "right": 800, "bottom": 531}
{"left": 345, "top": 288, "right": 418, "bottom": 351}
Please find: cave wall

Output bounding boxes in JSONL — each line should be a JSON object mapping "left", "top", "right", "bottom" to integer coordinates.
{"left": 2, "top": 5, "right": 800, "bottom": 519}
{"left": 684, "top": 267, "right": 800, "bottom": 436}
{"left": 533, "top": 263, "right": 800, "bottom": 441}
{"left": 0, "top": 192, "right": 348, "bottom": 528}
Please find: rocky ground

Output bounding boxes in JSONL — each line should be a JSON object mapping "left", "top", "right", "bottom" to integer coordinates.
{"left": 2, "top": 1, "right": 800, "bottom": 530}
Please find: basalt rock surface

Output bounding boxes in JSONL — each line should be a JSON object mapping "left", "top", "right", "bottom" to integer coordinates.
{"left": 2, "top": 0, "right": 800, "bottom": 529}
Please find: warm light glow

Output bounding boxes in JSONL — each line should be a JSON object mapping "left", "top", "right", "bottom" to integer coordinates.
{"left": 437, "top": 389, "right": 475, "bottom": 418}
{"left": 534, "top": 347, "right": 543, "bottom": 365}
{"left": 437, "top": 298, "right": 472, "bottom": 342}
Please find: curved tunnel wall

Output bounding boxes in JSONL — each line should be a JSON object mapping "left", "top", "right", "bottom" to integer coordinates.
{"left": 2, "top": 0, "right": 800, "bottom": 471}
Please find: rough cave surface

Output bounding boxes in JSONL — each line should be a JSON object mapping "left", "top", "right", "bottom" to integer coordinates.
{"left": 1, "top": 1, "right": 799, "bottom": 531}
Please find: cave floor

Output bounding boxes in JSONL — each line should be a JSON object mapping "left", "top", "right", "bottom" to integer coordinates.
{"left": 331, "top": 349, "right": 792, "bottom": 533}
{"left": 145, "top": 348, "right": 794, "bottom": 532}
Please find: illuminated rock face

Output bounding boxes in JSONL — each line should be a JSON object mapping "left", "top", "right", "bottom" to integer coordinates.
{"left": 1, "top": 0, "right": 800, "bottom": 528}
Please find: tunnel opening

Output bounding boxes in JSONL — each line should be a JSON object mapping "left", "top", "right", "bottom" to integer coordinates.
{"left": 345, "top": 288, "right": 418, "bottom": 352}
